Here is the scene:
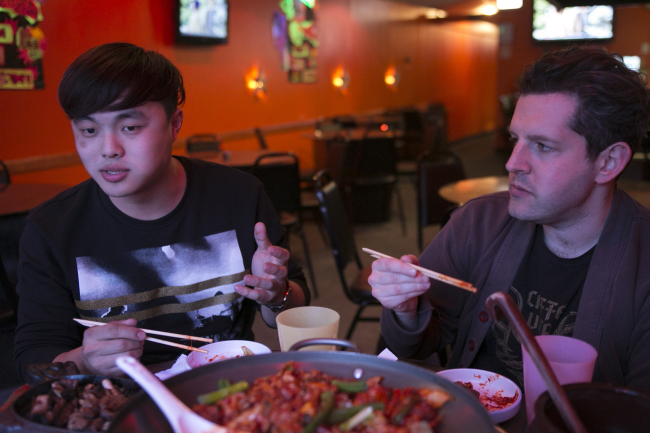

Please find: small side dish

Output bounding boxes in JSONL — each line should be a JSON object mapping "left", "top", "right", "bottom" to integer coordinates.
{"left": 186, "top": 340, "right": 272, "bottom": 368}
{"left": 437, "top": 368, "right": 521, "bottom": 424}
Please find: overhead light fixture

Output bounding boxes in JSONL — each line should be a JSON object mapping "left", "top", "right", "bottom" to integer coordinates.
{"left": 496, "top": 0, "right": 522, "bottom": 9}
{"left": 332, "top": 67, "right": 350, "bottom": 93}
{"left": 426, "top": 9, "right": 448, "bottom": 19}
{"left": 246, "top": 67, "right": 266, "bottom": 99}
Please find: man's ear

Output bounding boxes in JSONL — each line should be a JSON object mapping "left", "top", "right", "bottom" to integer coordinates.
{"left": 595, "top": 142, "right": 632, "bottom": 184}
{"left": 170, "top": 108, "right": 183, "bottom": 140}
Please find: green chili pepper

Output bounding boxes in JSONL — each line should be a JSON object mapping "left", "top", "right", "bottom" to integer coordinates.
{"left": 301, "top": 390, "right": 335, "bottom": 433}
{"left": 196, "top": 380, "right": 249, "bottom": 404}
{"left": 217, "top": 378, "right": 230, "bottom": 390}
{"left": 332, "top": 379, "right": 368, "bottom": 393}
{"left": 327, "top": 403, "right": 384, "bottom": 424}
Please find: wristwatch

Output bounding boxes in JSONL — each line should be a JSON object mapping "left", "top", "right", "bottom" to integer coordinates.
{"left": 266, "top": 280, "right": 292, "bottom": 313}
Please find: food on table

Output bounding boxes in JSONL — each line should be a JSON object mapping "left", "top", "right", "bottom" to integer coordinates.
{"left": 193, "top": 361, "right": 451, "bottom": 433}
{"left": 241, "top": 346, "right": 254, "bottom": 356}
{"left": 23, "top": 378, "right": 134, "bottom": 432}
{"left": 454, "top": 380, "right": 518, "bottom": 412}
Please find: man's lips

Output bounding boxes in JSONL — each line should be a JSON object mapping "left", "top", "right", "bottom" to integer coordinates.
{"left": 509, "top": 182, "right": 532, "bottom": 197}
{"left": 100, "top": 167, "right": 128, "bottom": 182}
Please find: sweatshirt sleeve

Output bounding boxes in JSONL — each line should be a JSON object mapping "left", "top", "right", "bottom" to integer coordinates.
{"left": 14, "top": 219, "right": 84, "bottom": 382}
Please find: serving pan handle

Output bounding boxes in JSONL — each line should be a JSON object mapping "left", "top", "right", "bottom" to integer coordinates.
{"left": 289, "top": 338, "right": 359, "bottom": 352}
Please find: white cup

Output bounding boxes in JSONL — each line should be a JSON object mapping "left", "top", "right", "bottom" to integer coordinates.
{"left": 522, "top": 335, "right": 597, "bottom": 423}
{"left": 276, "top": 306, "right": 340, "bottom": 351}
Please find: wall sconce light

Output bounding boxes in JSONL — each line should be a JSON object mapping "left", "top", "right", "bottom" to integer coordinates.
{"left": 481, "top": 3, "right": 499, "bottom": 15}
{"left": 385, "top": 66, "right": 400, "bottom": 89}
{"left": 332, "top": 67, "right": 350, "bottom": 93}
{"left": 246, "top": 67, "right": 266, "bottom": 99}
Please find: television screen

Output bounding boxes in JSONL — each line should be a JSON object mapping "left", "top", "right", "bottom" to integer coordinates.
{"left": 175, "top": 0, "right": 228, "bottom": 45}
{"left": 532, "top": 0, "right": 614, "bottom": 43}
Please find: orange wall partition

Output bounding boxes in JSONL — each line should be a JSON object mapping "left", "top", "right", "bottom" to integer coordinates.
{"left": 0, "top": 0, "right": 498, "bottom": 185}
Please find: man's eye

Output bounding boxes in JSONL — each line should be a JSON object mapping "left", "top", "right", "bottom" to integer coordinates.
{"left": 537, "top": 142, "right": 552, "bottom": 152}
{"left": 82, "top": 128, "right": 96, "bottom": 134}
{"left": 123, "top": 126, "right": 140, "bottom": 132}
{"left": 508, "top": 136, "right": 518, "bottom": 147}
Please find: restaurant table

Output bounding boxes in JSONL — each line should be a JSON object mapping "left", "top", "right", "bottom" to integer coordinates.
{"left": 439, "top": 175, "right": 650, "bottom": 209}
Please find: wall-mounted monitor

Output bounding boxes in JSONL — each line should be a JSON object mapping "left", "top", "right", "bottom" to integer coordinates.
{"left": 175, "top": 0, "right": 229, "bottom": 45}
{"left": 532, "top": 0, "right": 614, "bottom": 44}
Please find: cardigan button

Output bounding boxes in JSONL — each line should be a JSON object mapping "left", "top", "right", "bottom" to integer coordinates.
{"left": 479, "top": 311, "right": 489, "bottom": 323}
{"left": 468, "top": 339, "right": 475, "bottom": 351}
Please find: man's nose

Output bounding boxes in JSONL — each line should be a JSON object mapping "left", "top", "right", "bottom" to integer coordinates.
{"left": 505, "top": 142, "right": 529, "bottom": 174}
{"left": 102, "top": 133, "right": 124, "bottom": 158}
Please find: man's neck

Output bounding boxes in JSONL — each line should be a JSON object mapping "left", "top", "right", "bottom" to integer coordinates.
{"left": 542, "top": 189, "right": 614, "bottom": 259}
{"left": 110, "top": 157, "right": 187, "bottom": 221}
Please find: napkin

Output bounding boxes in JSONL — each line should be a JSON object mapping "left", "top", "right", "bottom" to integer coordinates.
{"left": 377, "top": 348, "right": 398, "bottom": 361}
{"left": 154, "top": 354, "right": 191, "bottom": 381}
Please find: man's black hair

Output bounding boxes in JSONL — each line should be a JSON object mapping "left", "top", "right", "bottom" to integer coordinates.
{"left": 58, "top": 42, "right": 185, "bottom": 121}
{"left": 518, "top": 46, "right": 650, "bottom": 158}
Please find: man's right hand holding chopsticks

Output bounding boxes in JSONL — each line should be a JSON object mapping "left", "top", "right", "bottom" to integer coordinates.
{"left": 53, "top": 318, "right": 146, "bottom": 377}
{"left": 368, "top": 255, "right": 431, "bottom": 330}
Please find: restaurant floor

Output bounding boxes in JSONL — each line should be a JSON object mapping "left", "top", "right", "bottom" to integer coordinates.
{"left": 0, "top": 132, "right": 508, "bottom": 405}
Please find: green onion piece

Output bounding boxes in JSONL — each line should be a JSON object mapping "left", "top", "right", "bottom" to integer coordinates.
{"left": 301, "top": 390, "right": 335, "bottom": 433}
{"left": 328, "top": 403, "right": 385, "bottom": 425}
{"left": 339, "top": 406, "right": 373, "bottom": 431}
{"left": 332, "top": 379, "right": 368, "bottom": 393}
{"left": 196, "top": 380, "right": 249, "bottom": 404}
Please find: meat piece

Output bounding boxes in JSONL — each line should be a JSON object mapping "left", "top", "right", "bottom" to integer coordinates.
{"left": 54, "top": 402, "right": 76, "bottom": 428}
{"left": 30, "top": 394, "right": 51, "bottom": 415}
{"left": 51, "top": 381, "right": 66, "bottom": 398}
{"left": 67, "top": 411, "right": 90, "bottom": 431}
{"left": 88, "top": 416, "right": 105, "bottom": 432}
{"left": 99, "top": 393, "right": 129, "bottom": 419}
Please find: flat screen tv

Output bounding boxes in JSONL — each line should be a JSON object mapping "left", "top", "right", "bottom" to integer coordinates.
{"left": 175, "top": 0, "right": 228, "bottom": 45}
{"left": 532, "top": 0, "right": 614, "bottom": 44}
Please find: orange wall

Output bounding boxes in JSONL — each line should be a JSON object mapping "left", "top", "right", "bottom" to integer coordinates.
{"left": 495, "top": 1, "right": 650, "bottom": 99}
{"left": 1, "top": 0, "right": 498, "bottom": 185}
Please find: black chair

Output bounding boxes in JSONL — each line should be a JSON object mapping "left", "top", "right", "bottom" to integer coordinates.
{"left": 343, "top": 131, "right": 406, "bottom": 234}
{"left": 416, "top": 151, "right": 466, "bottom": 252}
{"left": 186, "top": 134, "right": 221, "bottom": 154}
{"left": 251, "top": 152, "right": 318, "bottom": 298}
{"left": 314, "top": 172, "right": 381, "bottom": 340}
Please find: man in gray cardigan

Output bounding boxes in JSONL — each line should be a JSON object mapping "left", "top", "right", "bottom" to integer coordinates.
{"left": 369, "top": 46, "right": 650, "bottom": 392}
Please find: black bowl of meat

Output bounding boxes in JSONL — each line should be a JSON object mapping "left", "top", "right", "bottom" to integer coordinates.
{"left": 0, "top": 374, "right": 139, "bottom": 432}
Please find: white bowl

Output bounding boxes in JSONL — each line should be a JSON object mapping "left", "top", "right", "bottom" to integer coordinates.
{"left": 187, "top": 340, "right": 271, "bottom": 368}
{"left": 437, "top": 368, "right": 521, "bottom": 424}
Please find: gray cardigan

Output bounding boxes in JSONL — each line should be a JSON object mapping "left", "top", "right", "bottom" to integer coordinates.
{"left": 381, "top": 188, "right": 650, "bottom": 391}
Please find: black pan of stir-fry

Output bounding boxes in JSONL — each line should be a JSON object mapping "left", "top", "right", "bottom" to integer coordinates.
{"left": 109, "top": 350, "right": 496, "bottom": 433}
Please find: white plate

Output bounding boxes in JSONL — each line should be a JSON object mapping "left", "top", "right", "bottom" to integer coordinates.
{"left": 437, "top": 368, "right": 521, "bottom": 424}
{"left": 187, "top": 340, "right": 271, "bottom": 368}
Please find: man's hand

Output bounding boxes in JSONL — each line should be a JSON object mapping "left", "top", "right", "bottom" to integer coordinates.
{"left": 81, "top": 318, "right": 145, "bottom": 376}
{"left": 368, "top": 255, "right": 431, "bottom": 326}
{"left": 235, "top": 222, "right": 290, "bottom": 306}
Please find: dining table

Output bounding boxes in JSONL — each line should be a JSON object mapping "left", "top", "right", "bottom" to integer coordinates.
{"left": 439, "top": 175, "right": 650, "bottom": 209}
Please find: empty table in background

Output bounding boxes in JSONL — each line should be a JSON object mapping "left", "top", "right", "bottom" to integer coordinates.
{"left": 438, "top": 176, "right": 509, "bottom": 206}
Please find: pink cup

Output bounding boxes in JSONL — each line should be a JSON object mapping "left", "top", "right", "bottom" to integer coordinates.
{"left": 522, "top": 335, "right": 597, "bottom": 424}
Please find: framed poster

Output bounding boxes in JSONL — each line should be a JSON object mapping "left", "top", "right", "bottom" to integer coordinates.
{"left": 0, "top": 0, "right": 45, "bottom": 90}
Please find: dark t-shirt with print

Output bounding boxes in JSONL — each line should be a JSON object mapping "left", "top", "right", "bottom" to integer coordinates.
{"left": 472, "top": 225, "right": 594, "bottom": 386}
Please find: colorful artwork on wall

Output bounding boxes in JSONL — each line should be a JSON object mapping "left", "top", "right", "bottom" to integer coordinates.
{"left": 272, "top": 0, "right": 318, "bottom": 84}
{"left": 0, "top": 0, "right": 45, "bottom": 90}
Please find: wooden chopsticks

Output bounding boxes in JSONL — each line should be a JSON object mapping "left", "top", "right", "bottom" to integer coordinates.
{"left": 73, "top": 318, "right": 211, "bottom": 353}
{"left": 362, "top": 248, "right": 477, "bottom": 293}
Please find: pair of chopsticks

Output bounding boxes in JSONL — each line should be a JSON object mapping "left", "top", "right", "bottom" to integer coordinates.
{"left": 362, "top": 248, "right": 477, "bottom": 293}
{"left": 73, "top": 318, "right": 211, "bottom": 353}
